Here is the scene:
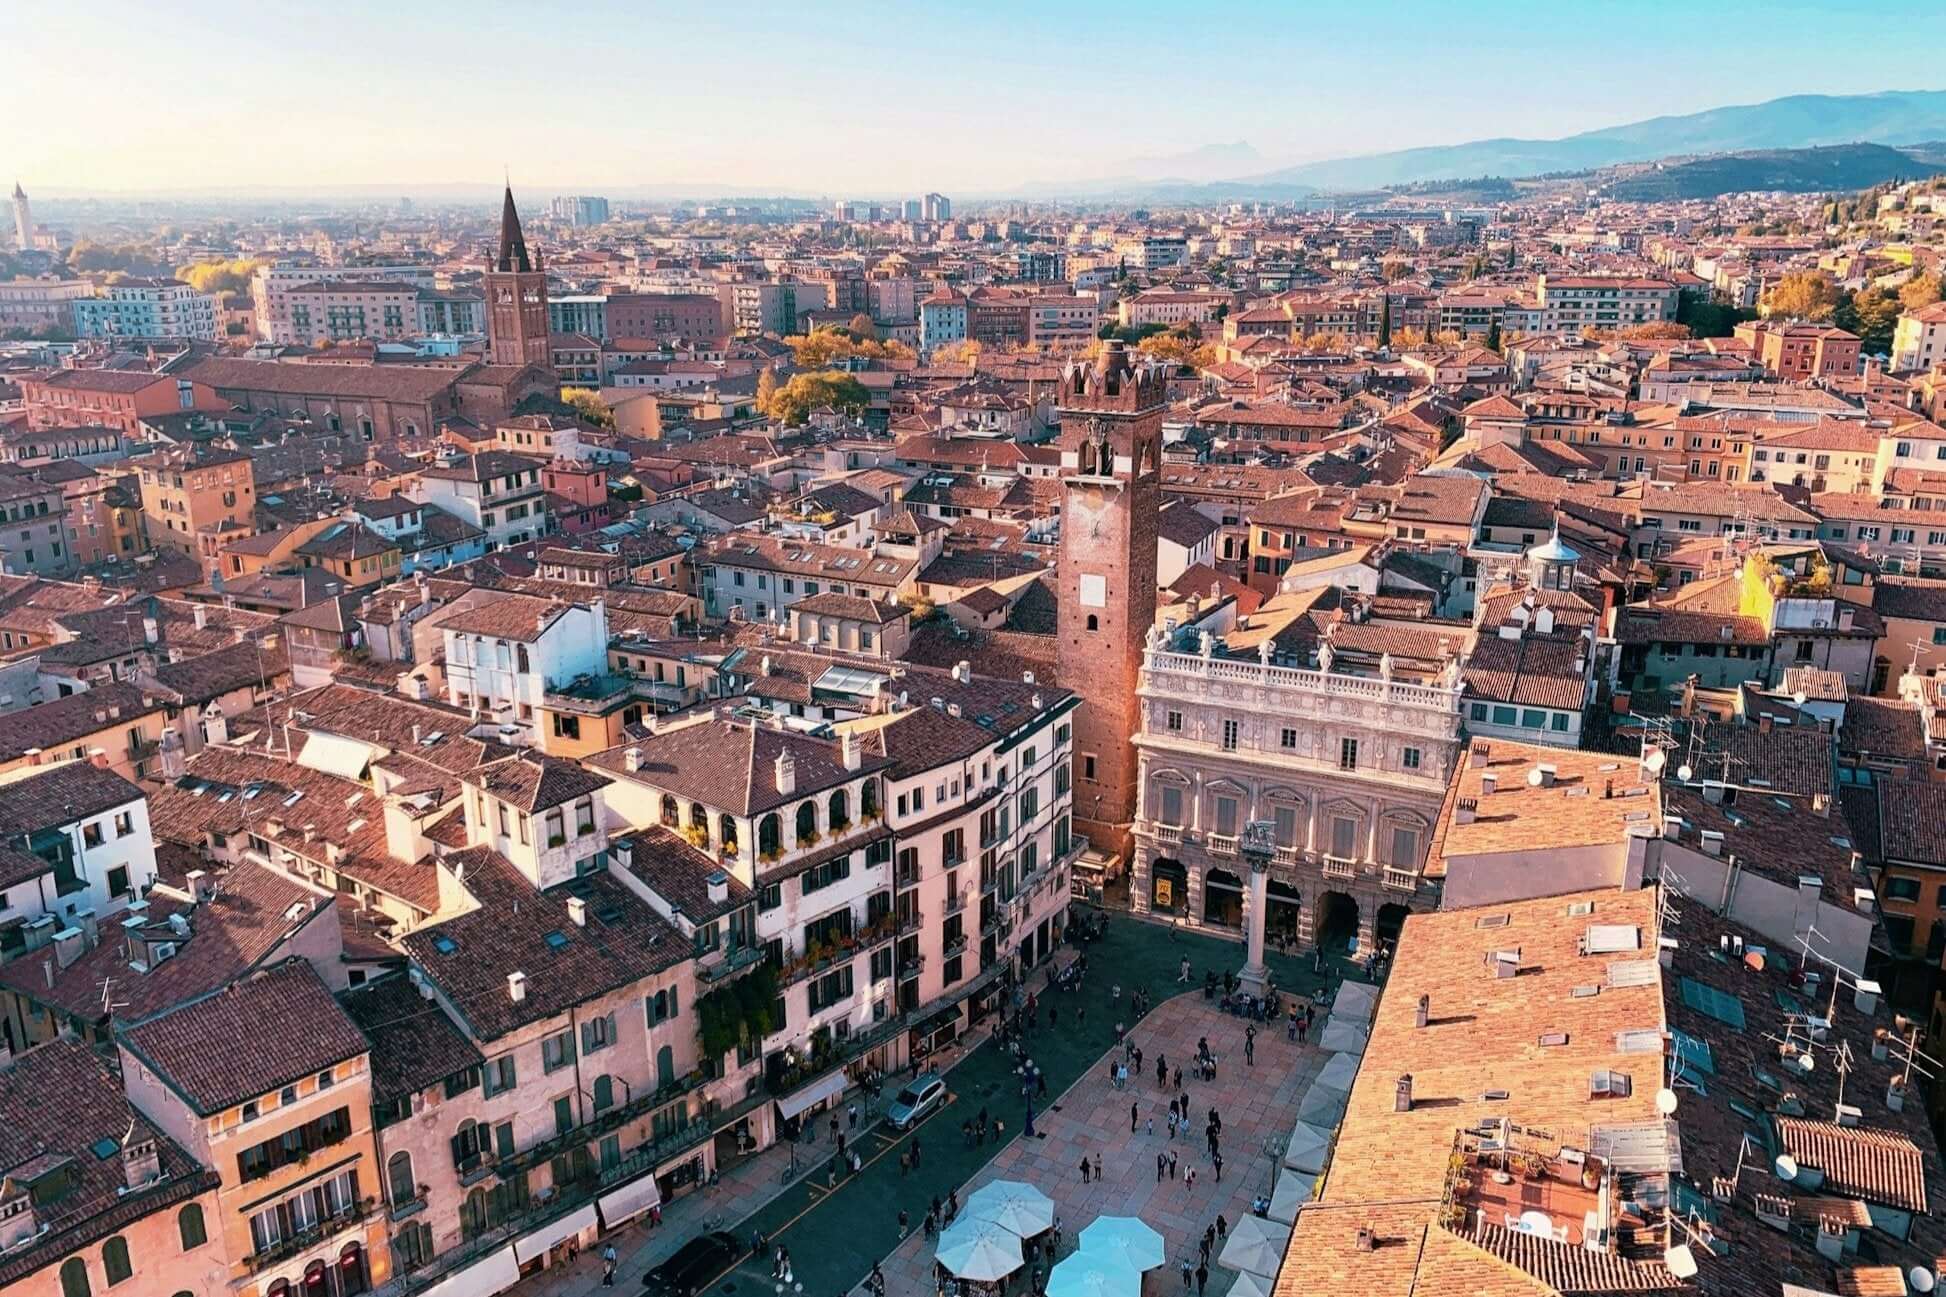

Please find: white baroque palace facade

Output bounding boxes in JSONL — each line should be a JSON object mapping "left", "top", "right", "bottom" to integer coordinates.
{"left": 1129, "top": 634, "right": 1464, "bottom": 957}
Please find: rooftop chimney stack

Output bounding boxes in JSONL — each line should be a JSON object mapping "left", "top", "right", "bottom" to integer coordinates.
{"left": 624, "top": 746, "right": 643, "bottom": 773}
{"left": 775, "top": 749, "right": 796, "bottom": 795}
{"left": 566, "top": 897, "right": 587, "bottom": 927}
{"left": 1415, "top": 995, "right": 1429, "bottom": 1029}
{"left": 507, "top": 971, "right": 528, "bottom": 1002}
{"left": 120, "top": 1136, "right": 160, "bottom": 1192}
{"left": 1394, "top": 1074, "right": 1413, "bottom": 1112}
{"left": 841, "top": 730, "right": 862, "bottom": 771}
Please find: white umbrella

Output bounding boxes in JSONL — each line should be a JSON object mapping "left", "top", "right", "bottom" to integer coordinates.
{"left": 1331, "top": 980, "right": 1379, "bottom": 1024}
{"left": 1296, "top": 1075, "right": 1348, "bottom": 1125}
{"left": 964, "top": 1179, "right": 1056, "bottom": 1236}
{"left": 1313, "top": 1051, "right": 1359, "bottom": 1095}
{"left": 1267, "top": 1171, "right": 1313, "bottom": 1225}
{"left": 1282, "top": 1119, "right": 1332, "bottom": 1175}
{"left": 1046, "top": 1250, "right": 1144, "bottom": 1297}
{"left": 1077, "top": 1216, "right": 1166, "bottom": 1271}
{"left": 1218, "top": 1215, "right": 1291, "bottom": 1279}
{"left": 937, "top": 1219, "right": 1024, "bottom": 1282}
{"left": 1316, "top": 1017, "right": 1369, "bottom": 1056}
{"left": 1226, "top": 1271, "right": 1274, "bottom": 1297}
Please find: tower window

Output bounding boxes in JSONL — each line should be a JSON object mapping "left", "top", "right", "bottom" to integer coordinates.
{"left": 1086, "top": 614, "right": 1098, "bottom": 631}
{"left": 1221, "top": 720, "right": 1239, "bottom": 751}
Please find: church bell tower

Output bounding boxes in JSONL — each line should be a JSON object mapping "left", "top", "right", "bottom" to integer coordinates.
{"left": 483, "top": 185, "right": 552, "bottom": 370}
{"left": 1055, "top": 340, "right": 1164, "bottom": 856}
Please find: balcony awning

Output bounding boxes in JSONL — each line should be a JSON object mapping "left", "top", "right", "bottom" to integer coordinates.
{"left": 298, "top": 731, "right": 378, "bottom": 781}
{"left": 512, "top": 1202, "right": 597, "bottom": 1264}
{"left": 597, "top": 1172, "right": 663, "bottom": 1230}
{"left": 412, "top": 1245, "right": 520, "bottom": 1297}
{"left": 776, "top": 1069, "right": 847, "bottom": 1120}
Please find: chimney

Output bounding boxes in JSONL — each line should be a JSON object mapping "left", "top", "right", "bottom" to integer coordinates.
{"left": 841, "top": 730, "right": 862, "bottom": 771}
{"left": 1394, "top": 1075, "right": 1413, "bottom": 1112}
{"left": 775, "top": 748, "right": 796, "bottom": 795}
{"left": 186, "top": 869, "right": 212, "bottom": 902}
{"left": 1469, "top": 743, "right": 1491, "bottom": 768}
{"left": 1534, "top": 764, "right": 1556, "bottom": 788}
{"left": 0, "top": 1181, "right": 36, "bottom": 1251}
{"left": 121, "top": 1136, "right": 161, "bottom": 1192}
{"left": 1888, "top": 1076, "right": 1908, "bottom": 1113}
{"left": 953, "top": 659, "right": 971, "bottom": 684}
{"left": 1415, "top": 995, "right": 1429, "bottom": 1029}
{"left": 142, "top": 616, "right": 158, "bottom": 644}
{"left": 1854, "top": 978, "right": 1881, "bottom": 1015}
{"left": 567, "top": 896, "right": 588, "bottom": 927}
{"left": 760, "top": 654, "right": 772, "bottom": 676}
{"left": 1480, "top": 772, "right": 1498, "bottom": 795}
{"left": 507, "top": 971, "right": 528, "bottom": 1002}
{"left": 1355, "top": 1227, "right": 1376, "bottom": 1253}
{"left": 53, "top": 926, "right": 87, "bottom": 970}
{"left": 1815, "top": 1216, "right": 1846, "bottom": 1263}
{"left": 707, "top": 870, "right": 729, "bottom": 904}
{"left": 624, "top": 746, "right": 643, "bottom": 773}
{"left": 1699, "top": 829, "right": 1724, "bottom": 857}
{"left": 1454, "top": 797, "right": 1477, "bottom": 824}
{"left": 192, "top": 604, "right": 208, "bottom": 629}
{"left": 88, "top": 748, "right": 110, "bottom": 771}
{"left": 1021, "top": 670, "right": 1035, "bottom": 685}
{"left": 1835, "top": 1101, "right": 1861, "bottom": 1128}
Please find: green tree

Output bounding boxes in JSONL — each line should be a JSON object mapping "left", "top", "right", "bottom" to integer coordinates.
{"left": 1484, "top": 319, "right": 1501, "bottom": 352}
{"left": 1845, "top": 286, "right": 1904, "bottom": 354}
{"left": 1376, "top": 296, "right": 1392, "bottom": 349}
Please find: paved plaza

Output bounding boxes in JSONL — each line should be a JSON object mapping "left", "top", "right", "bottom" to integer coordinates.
{"left": 508, "top": 914, "right": 1357, "bottom": 1297}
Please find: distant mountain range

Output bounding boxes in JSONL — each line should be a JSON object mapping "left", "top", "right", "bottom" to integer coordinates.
{"left": 1237, "top": 89, "right": 1946, "bottom": 192}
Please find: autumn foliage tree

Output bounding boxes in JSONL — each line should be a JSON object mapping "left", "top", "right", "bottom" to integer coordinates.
{"left": 1901, "top": 274, "right": 1943, "bottom": 312}
{"left": 1762, "top": 272, "right": 1841, "bottom": 321}
{"left": 785, "top": 325, "right": 912, "bottom": 367}
{"left": 559, "top": 388, "right": 614, "bottom": 429}
{"left": 761, "top": 371, "right": 870, "bottom": 426}
{"left": 176, "top": 258, "right": 263, "bottom": 296}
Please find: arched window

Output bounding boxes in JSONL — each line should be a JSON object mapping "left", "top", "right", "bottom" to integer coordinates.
{"left": 657, "top": 1044, "right": 676, "bottom": 1090}
{"left": 660, "top": 794, "right": 679, "bottom": 826}
{"left": 593, "top": 1074, "right": 615, "bottom": 1112}
{"left": 1086, "top": 614, "right": 1099, "bottom": 631}
{"left": 759, "top": 813, "right": 781, "bottom": 857}
{"left": 339, "top": 1241, "right": 370, "bottom": 1297}
{"left": 462, "top": 1188, "right": 490, "bottom": 1240}
{"left": 60, "top": 1258, "right": 91, "bottom": 1297}
{"left": 828, "top": 789, "right": 849, "bottom": 830}
{"left": 717, "top": 813, "right": 738, "bottom": 855}
{"left": 178, "top": 1203, "right": 207, "bottom": 1251}
{"left": 102, "top": 1237, "right": 131, "bottom": 1286}
{"left": 795, "top": 801, "right": 817, "bottom": 845}
{"left": 267, "top": 1282, "right": 292, "bottom": 1297}
{"left": 689, "top": 801, "right": 708, "bottom": 831}
{"left": 387, "top": 1151, "right": 416, "bottom": 1206}
{"left": 861, "top": 778, "right": 879, "bottom": 820}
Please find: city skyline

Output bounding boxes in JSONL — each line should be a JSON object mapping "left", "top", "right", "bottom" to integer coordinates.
{"left": 8, "top": 0, "right": 1946, "bottom": 197}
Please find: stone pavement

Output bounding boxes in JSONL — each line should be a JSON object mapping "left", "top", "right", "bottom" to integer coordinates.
{"left": 870, "top": 992, "right": 1322, "bottom": 1297}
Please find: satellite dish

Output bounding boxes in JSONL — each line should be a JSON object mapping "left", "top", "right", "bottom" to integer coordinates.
{"left": 1663, "top": 1245, "right": 1698, "bottom": 1280}
{"left": 1792, "top": 691, "right": 1808, "bottom": 707}
{"left": 1655, "top": 1088, "right": 1679, "bottom": 1115}
{"left": 1744, "top": 951, "right": 1765, "bottom": 972}
{"left": 1775, "top": 1154, "right": 1799, "bottom": 1181}
{"left": 1799, "top": 1052, "right": 1816, "bottom": 1073}
{"left": 1913, "top": 1269, "right": 1938, "bottom": 1295}
{"left": 1677, "top": 764, "right": 1694, "bottom": 783}
{"left": 1644, "top": 749, "right": 1667, "bottom": 775}
{"left": 1528, "top": 767, "right": 1545, "bottom": 787}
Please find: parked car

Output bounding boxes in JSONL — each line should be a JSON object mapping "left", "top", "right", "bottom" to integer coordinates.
{"left": 644, "top": 1230, "right": 742, "bottom": 1297}
{"left": 886, "top": 1071, "right": 946, "bottom": 1130}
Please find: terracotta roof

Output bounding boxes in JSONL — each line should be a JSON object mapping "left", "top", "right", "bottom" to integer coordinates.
{"left": 470, "top": 750, "right": 612, "bottom": 813}
{"left": 589, "top": 716, "right": 892, "bottom": 817}
{"left": 340, "top": 971, "right": 484, "bottom": 1107}
{"left": 119, "top": 959, "right": 368, "bottom": 1115}
{"left": 0, "top": 683, "right": 166, "bottom": 764}
{"left": 0, "top": 760, "right": 142, "bottom": 833}
{"left": 1774, "top": 1118, "right": 1929, "bottom": 1213}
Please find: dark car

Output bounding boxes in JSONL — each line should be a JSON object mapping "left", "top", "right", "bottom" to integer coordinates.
{"left": 644, "top": 1230, "right": 742, "bottom": 1297}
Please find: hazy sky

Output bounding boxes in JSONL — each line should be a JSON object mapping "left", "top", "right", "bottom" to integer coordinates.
{"left": 7, "top": 0, "right": 1946, "bottom": 197}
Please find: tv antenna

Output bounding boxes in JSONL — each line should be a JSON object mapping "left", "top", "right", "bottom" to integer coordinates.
{"left": 1890, "top": 1018, "right": 1942, "bottom": 1090}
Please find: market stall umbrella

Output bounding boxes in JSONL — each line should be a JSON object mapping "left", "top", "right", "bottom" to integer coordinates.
{"left": 1316, "top": 1016, "right": 1369, "bottom": 1056}
{"left": 1046, "top": 1250, "right": 1145, "bottom": 1297}
{"left": 1225, "top": 1270, "right": 1273, "bottom": 1297}
{"left": 1218, "top": 1214, "right": 1292, "bottom": 1279}
{"left": 964, "top": 1180, "right": 1056, "bottom": 1237}
{"left": 1267, "top": 1170, "right": 1313, "bottom": 1225}
{"left": 1077, "top": 1216, "right": 1166, "bottom": 1271}
{"left": 1281, "top": 1119, "right": 1332, "bottom": 1175}
{"left": 1331, "top": 979, "right": 1379, "bottom": 1025}
{"left": 937, "top": 1219, "right": 1025, "bottom": 1282}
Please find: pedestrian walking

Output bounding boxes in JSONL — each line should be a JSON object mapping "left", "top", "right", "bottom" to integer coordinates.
{"left": 1133, "top": 1046, "right": 1144, "bottom": 1076}
{"left": 1245, "top": 1026, "right": 1256, "bottom": 1066}
{"left": 1094, "top": 1153, "right": 1102, "bottom": 1180}
{"left": 1216, "top": 1215, "right": 1228, "bottom": 1240}
{"left": 1213, "top": 1152, "right": 1224, "bottom": 1182}
{"left": 912, "top": 1135, "right": 922, "bottom": 1168}
{"left": 1113, "top": 983, "right": 1122, "bottom": 1007}
{"left": 1156, "top": 1152, "right": 1166, "bottom": 1183}
{"left": 899, "top": 1210, "right": 910, "bottom": 1239}
{"left": 1185, "top": 1167, "right": 1197, "bottom": 1191}
{"left": 1181, "top": 1260, "right": 1194, "bottom": 1292}
{"left": 1078, "top": 1005, "right": 1086, "bottom": 1028}
{"left": 1179, "top": 957, "right": 1191, "bottom": 983}
{"left": 1172, "top": 1066, "right": 1182, "bottom": 1090}
{"left": 831, "top": 1115, "right": 840, "bottom": 1143}
{"left": 900, "top": 1148, "right": 911, "bottom": 1177}
{"left": 1156, "top": 1054, "right": 1167, "bottom": 1087}
{"left": 1131, "top": 1101, "right": 1139, "bottom": 1133}
{"left": 1146, "top": 1115, "right": 1155, "bottom": 1137}
{"left": 849, "top": 1102, "right": 859, "bottom": 1129}
{"left": 925, "top": 1209, "right": 938, "bottom": 1239}
{"left": 1169, "top": 1151, "right": 1179, "bottom": 1179}
{"left": 963, "top": 1118, "right": 974, "bottom": 1147}
{"left": 1196, "top": 1264, "right": 1209, "bottom": 1296}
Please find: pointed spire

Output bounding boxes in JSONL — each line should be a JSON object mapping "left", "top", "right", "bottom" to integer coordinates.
{"left": 496, "top": 184, "right": 531, "bottom": 274}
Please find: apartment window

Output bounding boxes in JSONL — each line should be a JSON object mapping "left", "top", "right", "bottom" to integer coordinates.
{"left": 542, "top": 1029, "right": 577, "bottom": 1074}
{"left": 1166, "top": 710, "right": 1183, "bottom": 732}
{"left": 1402, "top": 747, "right": 1421, "bottom": 770}
{"left": 1082, "top": 754, "right": 1096, "bottom": 781}
{"left": 553, "top": 1096, "right": 575, "bottom": 1136}
{"left": 545, "top": 809, "right": 566, "bottom": 847}
{"left": 82, "top": 821, "right": 103, "bottom": 849}
{"left": 483, "top": 1055, "right": 517, "bottom": 1097}
{"left": 1159, "top": 784, "right": 1184, "bottom": 826}
{"left": 1329, "top": 816, "right": 1358, "bottom": 859}
{"left": 1213, "top": 796, "right": 1238, "bottom": 837}
{"left": 581, "top": 1012, "right": 618, "bottom": 1054}
{"left": 114, "top": 811, "right": 134, "bottom": 837}
{"left": 1221, "top": 719, "right": 1239, "bottom": 751}
{"left": 1339, "top": 738, "right": 1358, "bottom": 770}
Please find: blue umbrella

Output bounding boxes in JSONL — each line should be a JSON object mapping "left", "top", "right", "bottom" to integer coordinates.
{"left": 1077, "top": 1217, "right": 1166, "bottom": 1272}
{"left": 1047, "top": 1250, "right": 1144, "bottom": 1297}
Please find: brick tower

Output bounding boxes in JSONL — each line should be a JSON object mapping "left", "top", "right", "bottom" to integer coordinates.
{"left": 484, "top": 185, "right": 551, "bottom": 369}
{"left": 1055, "top": 339, "right": 1164, "bottom": 857}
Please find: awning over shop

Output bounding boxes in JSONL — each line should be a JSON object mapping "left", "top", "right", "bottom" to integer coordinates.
{"left": 776, "top": 1069, "right": 847, "bottom": 1120}
{"left": 412, "top": 1246, "right": 521, "bottom": 1297}
{"left": 913, "top": 1003, "right": 963, "bottom": 1036}
{"left": 512, "top": 1203, "right": 596, "bottom": 1264}
{"left": 596, "top": 1172, "right": 663, "bottom": 1229}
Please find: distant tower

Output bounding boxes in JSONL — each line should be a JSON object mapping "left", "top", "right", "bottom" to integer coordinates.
{"left": 1055, "top": 340, "right": 1164, "bottom": 855}
{"left": 11, "top": 182, "right": 32, "bottom": 252}
{"left": 483, "top": 185, "right": 551, "bottom": 370}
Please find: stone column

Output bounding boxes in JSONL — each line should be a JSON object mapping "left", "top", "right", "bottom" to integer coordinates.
{"left": 1237, "top": 849, "right": 1268, "bottom": 989}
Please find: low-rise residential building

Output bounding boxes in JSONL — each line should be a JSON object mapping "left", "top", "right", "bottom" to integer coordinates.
{"left": 138, "top": 446, "right": 257, "bottom": 578}
{"left": 70, "top": 278, "right": 218, "bottom": 342}
{"left": 411, "top": 452, "right": 550, "bottom": 551}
